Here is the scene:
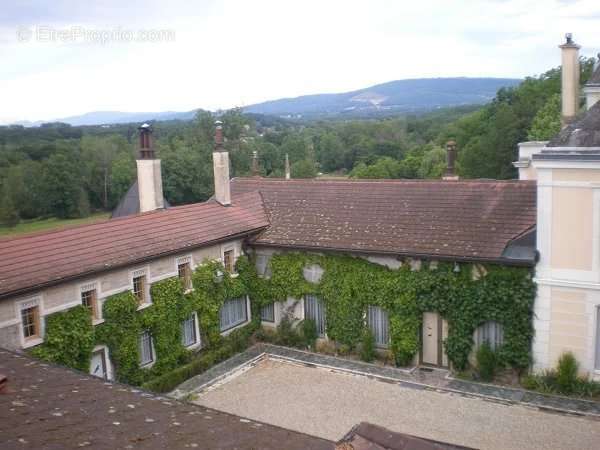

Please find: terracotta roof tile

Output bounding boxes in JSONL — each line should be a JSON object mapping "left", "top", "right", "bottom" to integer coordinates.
{"left": 231, "top": 178, "right": 536, "bottom": 263}
{"left": 0, "top": 349, "right": 333, "bottom": 449}
{"left": 0, "top": 192, "right": 269, "bottom": 298}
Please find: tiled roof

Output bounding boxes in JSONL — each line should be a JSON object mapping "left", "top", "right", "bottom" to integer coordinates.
{"left": 111, "top": 180, "right": 171, "bottom": 218}
{"left": 231, "top": 178, "right": 537, "bottom": 264}
{"left": 547, "top": 101, "right": 600, "bottom": 148}
{"left": 0, "top": 349, "right": 333, "bottom": 450}
{"left": 587, "top": 62, "right": 600, "bottom": 86}
{"left": 0, "top": 192, "right": 268, "bottom": 298}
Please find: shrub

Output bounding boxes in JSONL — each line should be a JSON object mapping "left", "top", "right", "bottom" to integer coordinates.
{"left": 142, "top": 322, "right": 256, "bottom": 393}
{"left": 476, "top": 342, "right": 497, "bottom": 381}
{"left": 556, "top": 352, "right": 579, "bottom": 393}
{"left": 360, "top": 328, "right": 376, "bottom": 363}
{"left": 274, "top": 316, "right": 302, "bottom": 347}
{"left": 300, "top": 319, "right": 318, "bottom": 349}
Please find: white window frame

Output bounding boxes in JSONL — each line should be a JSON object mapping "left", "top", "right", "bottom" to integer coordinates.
{"left": 367, "top": 305, "right": 390, "bottom": 348}
{"left": 176, "top": 255, "right": 194, "bottom": 292}
{"left": 79, "top": 281, "right": 101, "bottom": 323}
{"left": 474, "top": 321, "right": 505, "bottom": 350}
{"left": 260, "top": 302, "right": 276, "bottom": 323}
{"left": 139, "top": 330, "right": 156, "bottom": 368}
{"left": 303, "top": 264, "right": 324, "bottom": 284}
{"left": 181, "top": 312, "right": 201, "bottom": 349}
{"left": 16, "top": 296, "right": 44, "bottom": 348}
{"left": 90, "top": 344, "right": 113, "bottom": 381}
{"left": 304, "top": 294, "right": 326, "bottom": 337}
{"left": 219, "top": 296, "right": 250, "bottom": 334}
{"left": 255, "top": 253, "right": 272, "bottom": 279}
{"left": 131, "top": 267, "right": 151, "bottom": 309}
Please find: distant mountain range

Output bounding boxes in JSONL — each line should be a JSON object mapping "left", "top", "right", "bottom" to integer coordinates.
{"left": 243, "top": 77, "right": 521, "bottom": 118}
{"left": 8, "top": 77, "right": 521, "bottom": 127}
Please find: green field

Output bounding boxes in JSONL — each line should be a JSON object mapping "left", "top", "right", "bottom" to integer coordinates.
{"left": 0, "top": 212, "right": 111, "bottom": 238}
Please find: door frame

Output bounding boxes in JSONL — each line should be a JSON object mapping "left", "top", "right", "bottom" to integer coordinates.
{"left": 90, "top": 345, "right": 112, "bottom": 380}
{"left": 419, "top": 312, "right": 449, "bottom": 368}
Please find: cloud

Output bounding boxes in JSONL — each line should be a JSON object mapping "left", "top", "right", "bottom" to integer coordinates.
{"left": 1, "top": 0, "right": 599, "bottom": 123}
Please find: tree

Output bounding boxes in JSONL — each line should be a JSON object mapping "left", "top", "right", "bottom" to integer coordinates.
{"left": 0, "top": 185, "right": 20, "bottom": 227}
{"left": 318, "top": 132, "right": 345, "bottom": 173}
{"left": 44, "top": 152, "right": 86, "bottom": 218}
{"left": 291, "top": 159, "right": 317, "bottom": 178}
{"left": 528, "top": 93, "right": 561, "bottom": 140}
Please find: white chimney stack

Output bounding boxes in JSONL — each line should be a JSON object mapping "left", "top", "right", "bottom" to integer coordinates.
{"left": 285, "top": 153, "right": 291, "bottom": 180}
{"left": 212, "top": 120, "right": 231, "bottom": 206}
{"left": 559, "top": 33, "right": 581, "bottom": 126}
{"left": 136, "top": 123, "right": 165, "bottom": 213}
{"left": 583, "top": 53, "right": 600, "bottom": 110}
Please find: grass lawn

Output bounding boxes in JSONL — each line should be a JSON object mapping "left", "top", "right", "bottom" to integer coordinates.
{"left": 0, "top": 212, "right": 110, "bottom": 237}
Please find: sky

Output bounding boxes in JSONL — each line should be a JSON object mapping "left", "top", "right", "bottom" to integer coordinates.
{"left": 1, "top": 0, "right": 600, "bottom": 124}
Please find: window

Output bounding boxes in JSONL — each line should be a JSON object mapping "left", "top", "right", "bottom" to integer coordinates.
{"left": 475, "top": 321, "right": 504, "bottom": 350}
{"left": 256, "top": 254, "right": 271, "bottom": 278}
{"left": 181, "top": 314, "right": 198, "bottom": 348}
{"left": 21, "top": 305, "right": 40, "bottom": 340}
{"left": 303, "top": 265, "right": 324, "bottom": 284}
{"left": 368, "top": 305, "right": 389, "bottom": 348}
{"left": 178, "top": 262, "right": 192, "bottom": 290}
{"left": 261, "top": 302, "right": 275, "bottom": 322}
{"left": 219, "top": 297, "right": 248, "bottom": 331}
{"left": 139, "top": 331, "right": 154, "bottom": 366}
{"left": 81, "top": 289, "right": 98, "bottom": 320}
{"left": 595, "top": 306, "right": 600, "bottom": 370}
{"left": 133, "top": 275, "right": 147, "bottom": 305}
{"left": 305, "top": 294, "right": 326, "bottom": 337}
{"left": 223, "top": 249, "right": 235, "bottom": 273}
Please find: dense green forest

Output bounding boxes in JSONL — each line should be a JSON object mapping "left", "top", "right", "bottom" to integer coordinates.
{"left": 0, "top": 59, "right": 595, "bottom": 228}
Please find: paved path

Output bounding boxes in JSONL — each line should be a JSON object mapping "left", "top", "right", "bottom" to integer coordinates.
{"left": 194, "top": 358, "right": 600, "bottom": 450}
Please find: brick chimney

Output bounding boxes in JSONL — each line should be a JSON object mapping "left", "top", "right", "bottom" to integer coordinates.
{"left": 212, "top": 120, "right": 231, "bottom": 206}
{"left": 285, "top": 153, "right": 291, "bottom": 180}
{"left": 583, "top": 53, "right": 600, "bottom": 110}
{"left": 442, "top": 141, "right": 459, "bottom": 181}
{"left": 136, "top": 123, "right": 165, "bottom": 213}
{"left": 559, "top": 33, "right": 580, "bottom": 126}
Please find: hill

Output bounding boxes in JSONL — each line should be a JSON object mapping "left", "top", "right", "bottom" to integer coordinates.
{"left": 243, "top": 77, "right": 521, "bottom": 118}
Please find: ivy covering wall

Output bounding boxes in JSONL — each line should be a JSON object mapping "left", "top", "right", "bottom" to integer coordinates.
{"left": 30, "top": 251, "right": 535, "bottom": 385}
{"left": 31, "top": 260, "right": 251, "bottom": 385}
{"left": 242, "top": 252, "right": 536, "bottom": 370}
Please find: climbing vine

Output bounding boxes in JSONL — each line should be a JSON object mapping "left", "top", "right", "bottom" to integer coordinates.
{"left": 31, "top": 259, "right": 251, "bottom": 386}
{"left": 29, "top": 305, "right": 95, "bottom": 371}
{"left": 245, "top": 252, "right": 535, "bottom": 370}
{"left": 29, "top": 251, "right": 535, "bottom": 384}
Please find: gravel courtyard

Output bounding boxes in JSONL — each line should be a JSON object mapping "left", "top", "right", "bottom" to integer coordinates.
{"left": 194, "top": 358, "right": 600, "bottom": 450}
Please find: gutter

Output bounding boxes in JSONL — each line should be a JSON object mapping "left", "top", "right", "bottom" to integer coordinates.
{"left": 248, "top": 242, "right": 536, "bottom": 267}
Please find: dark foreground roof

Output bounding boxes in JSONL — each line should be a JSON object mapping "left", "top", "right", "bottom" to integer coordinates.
{"left": 111, "top": 180, "right": 170, "bottom": 218}
{"left": 337, "top": 422, "right": 475, "bottom": 450}
{"left": 547, "top": 101, "right": 600, "bottom": 148}
{"left": 0, "top": 192, "right": 268, "bottom": 299}
{"left": 231, "top": 178, "right": 537, "bottom": 265}
{"left": 0, "top": 349, "right": 333, "bottom": 450}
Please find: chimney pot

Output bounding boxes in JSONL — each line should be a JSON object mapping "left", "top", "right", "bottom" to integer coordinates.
{"left": 214, "top": 120, "right": 224, "bottom": 151}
